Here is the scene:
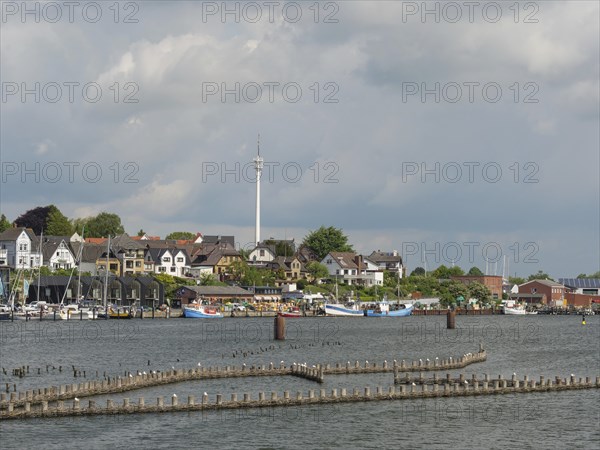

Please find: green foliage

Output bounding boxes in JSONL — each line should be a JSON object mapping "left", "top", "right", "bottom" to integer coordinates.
{"left": 199, "top": 272, "right": 217, "bottom": 286}
{"left": 227, "top": 260, "right": 276, "bottom": 286}
{"left": 264, "top": 239, "right": 294, "bottom": 257}
{"left": 153, "top": 273, "right": 196, "bottom": 299}
{"left": 165, "top": 231, "right": 196, "bottom": 241}
{"left": 441, "top": 280, "right": 470, "bottom": 306}
{"left": 467, "top": 281, "right": 492, "bottom": 304}
{"left": 305, "top": 262, "right": 329, "bottom": 280}
{"left": 577, "top": 271, "right": 600, "bottom": 279}
{"left": 0, "top": 214, "right": 11, "bottom": 233}
{"left": 410, "top": 267, "right": 425, "bottom": 276}
{"left": 527, "top": 270, "right": 553, "bottom": 282}
{"left": 45, "top": 206, "right": 73, "bottom": 236}
{"left": 302, "top": 226, "right": 354, "bottom": 261}
{"left": 84, "top": 212, "right": 125, "bottom": 238}
{"left": 431, "top": 264, "right": 464, "bottom": 278}
{"left": 508, "top": 276, "right": 526, "bottom": 285}
{"left": 467, "top": 266, "right": 484, "bottom": 276}
{"left": 137, "top": 229, "right": 146, "bottom": 237}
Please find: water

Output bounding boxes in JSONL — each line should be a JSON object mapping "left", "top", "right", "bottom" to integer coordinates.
{"left": 0, "top": 315, "right": 598, "bottom": 449}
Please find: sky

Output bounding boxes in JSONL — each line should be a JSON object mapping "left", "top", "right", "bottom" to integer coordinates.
{"left": 1, "top": 1, "right": 598, "bottom": 278}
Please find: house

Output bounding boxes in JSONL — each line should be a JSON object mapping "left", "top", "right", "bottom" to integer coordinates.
{"left": 296, "top": 244, "right": 319, "bottom": 264}
{"left": 189, "top": 243, "right": 242, "bottom": 280}
{"left": 69, "top": 243, "right": 105, "bottom": 275}
{"left": 0, "top": 227, "right": 43, "bottom": 269}
{"left": 95, "top": 245, "right": 121, "bottom": 276}
{"left": 147, "top": 247, "right": 192, "bottom": 277}
{"left": 248, "top": 243, "right": 277, "bottom": 264}
{"left": 111, "top": 234, "right": 146, "bottom": 276}
{"left": 558, "top": 278, "right": 600, "bottom": 296}
{"left": 267, "top": 256, "right": 304, "bottom": 281}
{"left": 368, "top": 250, "right": 404, "bottom": 277}
{"left": 450, "top": 275, "right": 503, "bottom": 300}
{"left": 320, "top": 252, "right": 383, "bottom": 286}
{"left": 518, "top": 279, "right": 565, "bottom": 306}
{"left": 28, "top": 275, "right": 164, "bottom": 307}
{"left": 242, "top": 285, "right": 282, "bottom": 302}
{"left": 41, "top": 237, "right": 77, "bottom": 270}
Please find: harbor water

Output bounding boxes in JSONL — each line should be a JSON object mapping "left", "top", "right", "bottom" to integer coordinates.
{"left": 0, "top": 315, "right": 598, "bottom": 449}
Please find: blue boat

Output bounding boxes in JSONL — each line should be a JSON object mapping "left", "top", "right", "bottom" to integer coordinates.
{"left": 183, "top": 304, "right": 224, "bottom": 319}
{"left": 364, "top": 302, "right": 413, "bottom": 317}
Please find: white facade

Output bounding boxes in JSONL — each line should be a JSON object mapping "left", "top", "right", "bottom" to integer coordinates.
{"left": 47, "top": 240, "right": 76, "bottom": 270}
{"left": 0, "top": 230, "right": 43, "bottom": 269}
{"left": 249, "top": 245, "right": 276, "bottom": 263}
{"left": 154, "top": 249, "right": 190, "bottom": 277}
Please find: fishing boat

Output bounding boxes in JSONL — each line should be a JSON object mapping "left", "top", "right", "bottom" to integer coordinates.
{"left": 183, "top": 303, "right": 223, "bottom": 318}
{"left": 324, "top": 302, "right": 364, "bottom": 317}
{"left": 503, "top": 305, "right": 527, "bottom": 315}
{"left": 364, "top": 302, "right": 413, "bottom": 317}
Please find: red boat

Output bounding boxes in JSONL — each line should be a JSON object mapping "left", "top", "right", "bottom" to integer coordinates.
{"left": 278, "top": 307, "right": 302, "bottom": 318}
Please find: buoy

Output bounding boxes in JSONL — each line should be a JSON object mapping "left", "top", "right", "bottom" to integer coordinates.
{"left": 582, "top": 315, "right": 586, "bottom": 325}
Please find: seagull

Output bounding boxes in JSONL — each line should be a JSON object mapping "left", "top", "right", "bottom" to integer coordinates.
{"left": 197, "top": 363, "right": 201, "bottom": 367}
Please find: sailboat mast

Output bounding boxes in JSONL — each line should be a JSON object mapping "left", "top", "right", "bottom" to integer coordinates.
{"left": 77, "top": 226, "right": 85, "bottom": 301}
{"left": 103, "top": 236, "right": 110, "bottom": 309}
{"left": 36, "top": 232, "right": 42, "bottom": 303}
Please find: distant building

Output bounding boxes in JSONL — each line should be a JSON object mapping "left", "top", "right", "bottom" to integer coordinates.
{"left": 368, "top": 250, "right": 403, "bottom": 278}
{"left": 450, "top": 275, "right": 503, "bottom": 300}
{"left": 558, "top": 278, "right": 600, "bottom": 296}
{"left": 518, "top": 279, "right": 565, "bottom": 306}
{"left": 176, "top": 285, "right": 254, "bottom": 306}
{"left": 321, "top": 252, "right": 383, "bottom": 286}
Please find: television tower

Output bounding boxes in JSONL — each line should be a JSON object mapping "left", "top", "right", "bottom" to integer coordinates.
{"left": 253, "top": 134, "right": 264, "bottom": 246}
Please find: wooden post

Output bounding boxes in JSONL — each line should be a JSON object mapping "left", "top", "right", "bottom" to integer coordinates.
{"left": 447, "top": 310, "right": 456, "bottom": 329}
{"left": 274, "top": 315, "right": 285, "bottom": 340}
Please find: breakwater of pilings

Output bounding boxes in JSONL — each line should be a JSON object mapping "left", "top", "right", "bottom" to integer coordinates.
{"left": 1, "top": 373, "right": 597, "bottom": 420}
{"left": 0, "top": 347, "right": 487, "bottom": 409}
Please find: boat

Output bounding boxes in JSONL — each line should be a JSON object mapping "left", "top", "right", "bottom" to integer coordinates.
{"left": 503, "top": 305, "right": 527, "bottom": 315}
{"left": 324, "top": 302, "right": 364, "bottom": 317}
{"left": 278, "top": 307, "right": 302, "bottom": 318}
{"left": 365, "top": 302, "right": 413, "bottom": 317}
{"left": 183, "top": 303, "right": 223, "bottom": 318}
{"left": 108, "top": 305, "right": 134, "bottom": 319}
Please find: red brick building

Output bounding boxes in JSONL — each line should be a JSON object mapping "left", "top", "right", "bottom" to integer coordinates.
{"left": 518, "top": 279, "right": 565, "bottom": 306}
{"left": 450, "top": 275, "right": 503, "bottom": 300}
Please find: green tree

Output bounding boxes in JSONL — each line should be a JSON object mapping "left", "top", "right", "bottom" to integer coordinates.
{"left": 468, "top": 282, "right": 492, "bottom": 305}
{"left": 165, "top": 231, "right": 195, "bottom": 240}
{"left": 84, "top": 212, "right": 125, "bottom": 238}
{"left": 467, "top": 266, "right": 484, "bottom": 276}
{"left": 527, "top": 270, "right": 553, "bottom": 282}
{"left": 440, "top": 280, "right": 469, "bottom": 307}
{"left": 508, "top": 276, "right": 526, "bottom": 285}
{"left": 302, "top": 226, "right": 354, "bottom": 261}
{"left": 264, "top": 239, "right": 294, "bottom": 257}
{"left": 432, "top": 264, "right": 464, "bottom": 278}
{"left": 410, "top": 267, "right": 426, "bottom": 276}
{"left": 199, "top": 272, "right": 217, "bottom": 286}
{"left": 71, "top": 217, "right": 91, "bottom": 235}
{"left": 0, "top": 214, "right": 11, "bottom": 233}
{"left": 137, "top": 229, "right": 146, "bottom": 237}
{"left": 45, "top": 206, "right": 73, "bottom": 236}
{"left": 305, "top": 262, "right": 329, "bottom": 281}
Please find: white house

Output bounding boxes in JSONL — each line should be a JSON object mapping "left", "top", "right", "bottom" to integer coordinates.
{"left": 42, "top": 237, "right": 77, "bottom": 270}
{"left": 321, "top": 252, "right": 383, "bottom": 286}
{"left": 248, "top": 243, "right": 277, "bottom": 264}
{"left": 368, "top": 250, "right": 403, "bottom": 278}
{"left": 0, "top": 228, "right": 43, "bottom": 269}
{"left": 148, "top": 248, "right": 191, "bottom": 277}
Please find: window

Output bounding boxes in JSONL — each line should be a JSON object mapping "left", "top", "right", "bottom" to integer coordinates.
{"left": 177, "top": 257, "right": 184, "bottom": 263}
{"left": 135, "top": 261, "right": 142, "bottom": 268}
{"left": 326, "top": 259, "right": 332, "bottom": 264}
{"left": 163, "top": 257, "right": 171, "bottom": 262}
{"left": 170, "top": 267, "right": 176, "bottom": 273}
{"left": 260, "top": 250, "right": 265, "bottom": 256}
{"left": 159, "top": 267, "right": 166, "bottom": 272}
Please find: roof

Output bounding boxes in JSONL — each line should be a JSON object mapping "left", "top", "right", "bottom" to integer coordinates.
{"left": 325, "top": 252, "right": 361, "bottom": 270}
{"left": 519, "top": 279, "right": 564, "bottom": 288}
{"left": 0, "top": 227, "right": 38, "bottom": 245}
{"left": 558, "top": 278, "right": 600, "bottom": 289}
{"left": 111, "top": 234, "right": 145, "bottom": 250}
{"left": 201, "top": 235, "right": 235, "bottom": 246}
{"left": 368, "top": 251, "right": 403, "bottom": 264}
{"left": 41, "top": 237, "right": 74, "bottom": 261}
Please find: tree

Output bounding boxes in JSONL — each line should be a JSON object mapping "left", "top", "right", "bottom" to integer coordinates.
{"left": 305, "top": 262, "right": 329, "bottom": 281}
{"left": 84, "top": 212, "right": 125, "bottom": 238}
{"left": 431, "top": 264, "right": 464, "bottom": 278}
{"left": 410, "top": 267, "right": 426, "bottom": 276}
{"left": 264, "top": 239, "right": 295, "bottom": 257}
{"left": 508, "top": 276, "right": 526, "bottom": 285}
{"left": 467, "top": 266, "right": 484, "bottom": 276}
{"left": 199, "top": 272, "right": 217, "bottom": 286}
{"left": 468, "top": 282, "right": 492, "bottom": 305}
{"left": 137, "top": 229, "right": 146, "bottom": 237}
{"left": 71, "top": 217, "right": 91, "bottom": 236}
{"left": 14, "top": 205, "right": 54, "bottom": 234}
{"left": 0, "top": 214, "right": 11, "bottom": 233}
{"left": 165, "top": 231, "right": 195, "bottom": 241}
{"left": 45, "top": 206, "right": 73, "bottom": 236}
{"left": 302, "top": 226, "right": 353, "bottom": 261}
{"left": 527, "top": 270, "right": 553, "bottom": 282}
{"left": 440, "top": 280, "right": 469, "bottom": 307}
